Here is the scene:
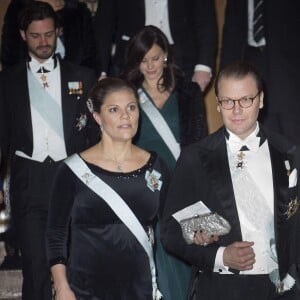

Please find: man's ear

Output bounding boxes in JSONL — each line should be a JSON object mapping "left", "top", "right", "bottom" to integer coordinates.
{"left": 216, "top": 98, "right": 221, "bottom": 113}
{"left": 20, "top": 30, "right": 26, "bottom": 41}
{"left": 259, "top": 91, "right": 264, "bottom": 109}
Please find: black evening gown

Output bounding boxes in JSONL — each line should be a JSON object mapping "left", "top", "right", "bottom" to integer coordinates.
{"left": 46, "top": 152, "right": 167, "bottom": 299}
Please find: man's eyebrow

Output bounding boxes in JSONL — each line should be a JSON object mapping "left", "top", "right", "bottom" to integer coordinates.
{"left": 29, "top": 30, "right": 55, "bottom": 35}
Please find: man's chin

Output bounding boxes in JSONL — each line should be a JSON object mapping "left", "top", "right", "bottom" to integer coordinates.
{"left": 32, "top": 48, "right": 54, "bottom": 60}
{"left": 39, "top": 51, "right": 53, "bottom": 58}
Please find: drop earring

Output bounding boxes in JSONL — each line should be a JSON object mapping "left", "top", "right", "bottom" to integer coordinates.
{"left": 163, "top": 57, "right": 167, "bottom": 67}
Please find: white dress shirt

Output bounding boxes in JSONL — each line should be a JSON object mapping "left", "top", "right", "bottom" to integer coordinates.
{"left": 145, "top": 0, "right": 174, "bottom": 44}
{"left": 214, "top": 124, "right": 277, "bottom": 274}
{"left": 248, "top": 0, "right": 266, "bottom": 47}
{"left": 213, "top": 123, "right": 295, "bottom": 291}
{"left": 15, "top": 56, "right": 67, "bottom": 162}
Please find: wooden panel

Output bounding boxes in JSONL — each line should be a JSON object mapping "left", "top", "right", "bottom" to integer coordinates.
{"left": 0, "top": 0, "right": 11, "bottom": 70}
{"left": 204, "top": 0, "right": 226, "bottom": 133}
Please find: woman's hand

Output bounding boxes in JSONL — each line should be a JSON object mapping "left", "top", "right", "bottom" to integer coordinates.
{"left": 51, "top": 264, "right": 76, "bottom": 300}
{"left": 193, "top": 230, "right": 219, "bottom": 246}
{"left": 54, "top": 285, "right": 76, "bottom": 300}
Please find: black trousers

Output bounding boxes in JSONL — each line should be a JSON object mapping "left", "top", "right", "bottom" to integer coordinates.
{"left": 10, "top": 156, "right": 61, "bottom": 300}
{"left": 193, "top": 272, "right": 299, "bottom": 300}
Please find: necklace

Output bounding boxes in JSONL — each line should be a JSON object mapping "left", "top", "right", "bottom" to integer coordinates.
{"left": 99, "top": 142, "right": 133, "bottom": 173}
{"left": 116, "top": 163, "right": 123, "bottom": 172}
{"left": 103, "top": 155, "right": 128, "bottom": 173}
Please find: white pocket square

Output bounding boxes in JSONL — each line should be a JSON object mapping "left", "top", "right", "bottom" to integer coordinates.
{"left": 289, "top": 168, "right": 297, "bottom": 188}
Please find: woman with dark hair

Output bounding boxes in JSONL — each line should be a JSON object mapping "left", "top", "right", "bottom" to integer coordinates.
{"left": 122, "top": 25, "right": 208, "bottom": 300}
{"left": 46, "top": 77, "right": 169, "bottom": 299}
{"left": 0, "top": 0, "right": 96, "bottom": 70}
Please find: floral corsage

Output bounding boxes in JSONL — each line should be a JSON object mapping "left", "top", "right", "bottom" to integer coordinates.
{"left": 145, "top": 169, "right": 162, "bottom": 192}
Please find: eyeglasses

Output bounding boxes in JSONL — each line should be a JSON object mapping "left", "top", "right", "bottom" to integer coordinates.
{"left": 217, "top": 91, "right": 261, "bottom": 110}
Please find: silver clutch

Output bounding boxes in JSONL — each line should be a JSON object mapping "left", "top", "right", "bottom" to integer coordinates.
{"left": 179, "top": 213, "right": 231, "bottom": 244}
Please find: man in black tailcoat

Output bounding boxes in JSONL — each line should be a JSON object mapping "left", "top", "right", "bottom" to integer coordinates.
{"left": 0, "top": 2, "right": 98, "bottom": 299}
{"left": 162, "top": 61, "right": 300, "bottom": 300}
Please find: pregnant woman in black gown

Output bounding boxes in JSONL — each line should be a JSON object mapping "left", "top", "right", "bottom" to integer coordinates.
{"left": 46, "top": 78, "right": 168, "bottom": 299}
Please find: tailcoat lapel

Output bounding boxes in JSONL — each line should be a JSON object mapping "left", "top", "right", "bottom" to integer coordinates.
{"left": 269, "top": 143, "right": 289, "bottom": 238}
{"left": 268, "top": 142, "right": 288, "bottom": 278}
{"left": 18, "top": 64, "right": 33, "bottom": 146}
{"left": 60, "top": 62, "right": 78, "bottom": 144}
{"left": 202, "top": 128, "right": 243, "bottom": 244}
{"left": 268, "top": 139, "right": 298, "bottom": 278}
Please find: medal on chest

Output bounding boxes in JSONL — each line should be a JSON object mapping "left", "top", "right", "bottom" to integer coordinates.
{"left": 236, "top": 151, "right": 246, "bottom": 169}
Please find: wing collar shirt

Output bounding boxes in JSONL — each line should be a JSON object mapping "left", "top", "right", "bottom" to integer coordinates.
{"left": 213, "top": 123, "right": 295, "bottom": 290}
{"left": 15, "top": 55, "right": 67, "bottom": 162}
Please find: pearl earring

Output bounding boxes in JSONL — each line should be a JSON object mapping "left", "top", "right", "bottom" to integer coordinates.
{"left": 163, "top": 57, "right": 167, "bottom": 68}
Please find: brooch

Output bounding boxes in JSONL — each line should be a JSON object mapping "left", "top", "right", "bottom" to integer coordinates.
{"left": 76, "top": 113, "right": 87, "bottom": 131}
{"left": 145, "top": 169, "right": 162, "bottom": 192}
{"left": 284, "top": 198, "right": 299, "bottom": 219}
{"left": 82, "top": 172, "right": 95, "bottom": 185}
{"left": 68, "top": 81, "right": 83, "bottom": 96}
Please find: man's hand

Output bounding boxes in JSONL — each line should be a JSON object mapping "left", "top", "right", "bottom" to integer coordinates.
{"left": 192, "top": 70, "right": 212, "bottom": 92}
{"left": 193, "top": 231, "right": 219, "bottom": 246}
{"left": 223, "top": 241, "right": 255, "bottom": 271}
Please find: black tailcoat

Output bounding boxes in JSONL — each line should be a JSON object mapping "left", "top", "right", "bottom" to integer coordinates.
{"left": 161, "top": 126, "right": 300, "bottom": 297}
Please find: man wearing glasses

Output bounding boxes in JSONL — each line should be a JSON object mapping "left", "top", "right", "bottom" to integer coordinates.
{"left": 161, "top": 60, "right": 300, "bottom": 299}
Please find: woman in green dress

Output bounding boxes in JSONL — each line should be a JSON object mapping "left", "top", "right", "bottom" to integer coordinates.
{"left": 122, "top": 25, "right": 208, "bottom": 300}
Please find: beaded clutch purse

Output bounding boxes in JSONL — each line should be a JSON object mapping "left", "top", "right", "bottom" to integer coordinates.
{"left": 179, "top": 212, "right": 231, "bottom": 244}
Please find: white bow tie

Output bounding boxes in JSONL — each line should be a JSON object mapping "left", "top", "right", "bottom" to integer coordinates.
{"left": 29, "top": 58, "right": 55, "bottom": 73}
{"left": 228, "top": 136, "right": 260, "bottom": 153}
